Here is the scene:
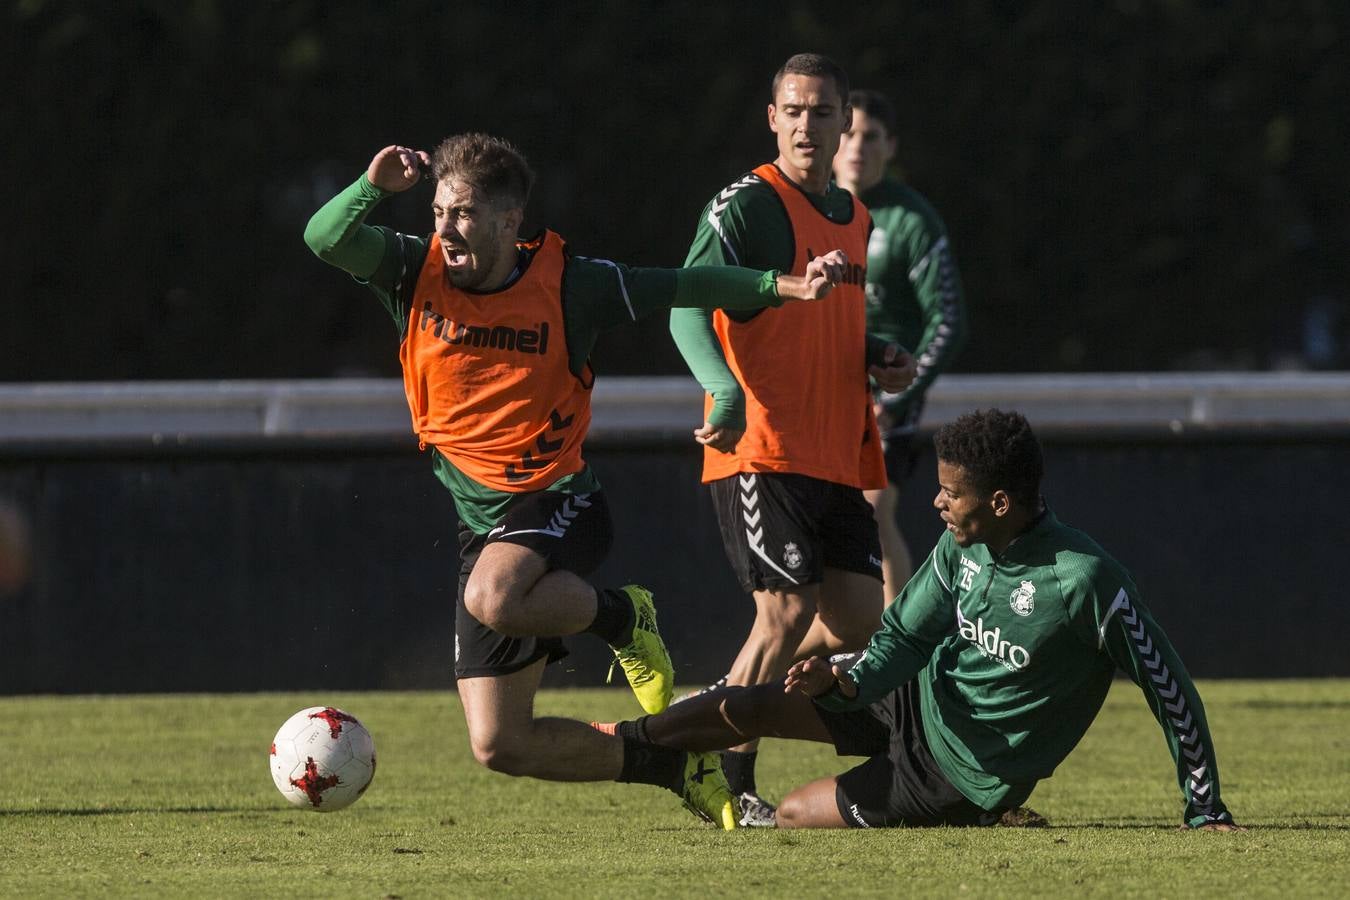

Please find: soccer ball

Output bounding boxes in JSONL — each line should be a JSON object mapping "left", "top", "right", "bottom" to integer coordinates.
{"left": 269, "top": 706, "right": 376, "bottom": 811}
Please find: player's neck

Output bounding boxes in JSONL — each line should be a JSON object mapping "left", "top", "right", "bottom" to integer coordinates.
{"left": 774, "top": 156, "right": 832, "bottom": 195}
{"left": 479, "top": 240, "right": 524, "bottom": 292}
{"left": 987, "top": 504, "right": 1046, "bottom": 557}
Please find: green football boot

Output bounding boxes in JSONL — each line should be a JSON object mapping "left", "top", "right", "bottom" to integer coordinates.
{"left": 680, "top": 751, "right": 738, "bottom": 831}
{"left": 607, "top": 584, "right": 675, "bottom": 714}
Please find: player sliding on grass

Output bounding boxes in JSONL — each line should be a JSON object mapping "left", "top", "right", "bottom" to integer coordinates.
{"left": 603, "top": 410, "right": 1240, "bottom": 830}
{"left": 305, "top": 134, "right": 851, "bottom": 828}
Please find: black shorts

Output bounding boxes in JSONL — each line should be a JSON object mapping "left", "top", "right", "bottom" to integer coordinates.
{"left": 709, "top": 472, "right": 882, "bottom": 593}
{"left": 816, "top": 678, "right": 1004, "bottom": 828}
{"left": 454, "top": 490, "right": 613, "bottom": 679}
{"left": 880, "top": 398, "right": 926, "bottom": 487}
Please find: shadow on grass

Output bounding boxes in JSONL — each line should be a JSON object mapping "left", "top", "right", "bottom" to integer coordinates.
{"left": 0, "top": 806, "right": 286, "bottom": 817}
{"left": 1231, "top": 699, "right": 1350, "bottom": 710}
{"left": 1036, "top": 821, "right": 1350, "bottom": 831}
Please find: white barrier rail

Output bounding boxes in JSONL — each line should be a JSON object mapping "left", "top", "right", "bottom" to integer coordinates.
{"left": 1, "top": 373, "right": 1349, "bottom": 446}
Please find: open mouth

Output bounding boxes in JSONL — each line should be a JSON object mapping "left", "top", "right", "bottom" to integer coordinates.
{"left": 443, "top": 245, "right": 471, "bottom": 269}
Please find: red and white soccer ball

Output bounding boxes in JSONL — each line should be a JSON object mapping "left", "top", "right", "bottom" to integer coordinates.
{"left": 269, "top": 706, "right": 376, "bottom": 811}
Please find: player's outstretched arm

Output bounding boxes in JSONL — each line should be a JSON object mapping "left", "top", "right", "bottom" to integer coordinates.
{"left": 1087, "top": 580, "right": 1239, "bottom": 830}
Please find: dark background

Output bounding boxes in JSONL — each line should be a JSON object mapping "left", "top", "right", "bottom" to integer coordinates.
{"left": 4, "top": 2, "right": 1349, "bottom": 692}
{"left": 4, "top": 0, "right": 1348, "bottom": 381}
{"left": 4, "top": 432, "right": 1347, "bottom": 693}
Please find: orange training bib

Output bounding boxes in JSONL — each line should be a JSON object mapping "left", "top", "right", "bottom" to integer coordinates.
{"left": 400, "top": 230, "right": 592, "bottom": 491}
{"left": 701, "top": 164, "right": 885, "bottom": 490}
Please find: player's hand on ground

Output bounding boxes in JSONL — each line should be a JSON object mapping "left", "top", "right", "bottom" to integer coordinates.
{"left": 694, "top": 420, "right": 743, "bottom": 453}
{"left": 777, "top": 249, "right": 849, "bottom": 300}
{"left": 785, "top": 656, "right": 857, "bottom": 699}
{"left": 869, "top": 342, "right": 918, "bottom": 393}
{"left": 367, "top": 145, "right": 432, "bottom": 193}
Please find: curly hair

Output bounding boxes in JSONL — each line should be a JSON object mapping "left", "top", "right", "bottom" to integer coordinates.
{"left": 430, "top": 133, "right": 535, "bottom": 209}
{"left": 932, "top": 409, "right": 1043, "bottom": 508}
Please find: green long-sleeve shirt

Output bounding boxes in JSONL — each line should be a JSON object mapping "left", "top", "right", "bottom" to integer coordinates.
{"left": 305, "top": 174, "right": 789, "bottom": 533}
{"left": 859, "top": 177, "right": 967, "bottom": 421}
{"left": 817, "top": 508, "right": 1233, "bottom": 827}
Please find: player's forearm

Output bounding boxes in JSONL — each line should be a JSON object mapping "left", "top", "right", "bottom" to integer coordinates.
{"left": 303, "top": 174, "right": 390, "bottom": 279}
{"left": 1152, "top": 649, "right": 1232, "bottom": 824}
{"left": 671, "top": 266, "right": 784, "bottom": 311}
{"left": 670, "top": 307, "right": 744, "bottom": 429}
{"left": 1102, "top": 594, "right": 1232, "bottom": 824}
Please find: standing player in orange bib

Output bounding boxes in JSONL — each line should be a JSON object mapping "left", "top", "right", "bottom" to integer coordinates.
{"left": 671, "top": 54, "right": 918, "bottom": 825}
{"left": 305, "top": 133, "right": 851, "bottom": 828}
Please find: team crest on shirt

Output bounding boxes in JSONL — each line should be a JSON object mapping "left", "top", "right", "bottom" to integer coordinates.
{"left": 1010, "top": 580, "right": 1036, "bottom": 616}
{"left": 783, "top": 542, "right": 803, "bottom": 570}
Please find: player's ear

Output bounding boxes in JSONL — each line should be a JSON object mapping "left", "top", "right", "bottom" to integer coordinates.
{"left": 842, "top": 104, "right": 853, "bottom": 133}
{"left": 767, "top": 102, "right": 779, "bottom": 132}
{"left": 989, "top": 489, "right": 1012, "bottom": 518}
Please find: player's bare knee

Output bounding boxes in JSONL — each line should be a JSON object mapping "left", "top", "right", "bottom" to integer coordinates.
{"left": 463, "top": 577, "right": 519, "bottom": 634}
{"left": 775, "top": 792, "right": 809, "bottom": 828}
{"left": 469, "top": 735, "right": 531, "bottom": 776}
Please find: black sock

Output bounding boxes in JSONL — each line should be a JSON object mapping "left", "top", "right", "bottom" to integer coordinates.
{"left": 721, "top": 750, "right": 758, "bottom": 796}
{"left": 616, "top": 717, "right": 652, "bottom": 744}
{"left": 586, "top": 587, "right": 636, "bottom": 646}
{"left": 615, "top": 737, "right": 686, "bottom": 794}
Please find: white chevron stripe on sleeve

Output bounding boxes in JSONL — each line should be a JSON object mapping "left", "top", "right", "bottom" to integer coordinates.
{"left": 1097, "top": 588, "right": 1131, "bottom": 648}
{"left": 706, "top": 174, "right": 762, "bottom": 266}
{"left": 1113, "top": 590, "right": 1216, "bottom": 813}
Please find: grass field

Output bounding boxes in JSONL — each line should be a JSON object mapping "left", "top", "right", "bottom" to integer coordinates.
{"left": 2, "top": 680, "right": 1348, "bottom": 898}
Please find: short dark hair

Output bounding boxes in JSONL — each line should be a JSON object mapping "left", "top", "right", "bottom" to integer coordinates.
{"left": 772, "top": 53, "right": 850, "bottom": 104}
{"left": 848, "top": 89, "right": 897, "bottom": 137}
{"left": 431, "top": 133, "right": 535, "bottom": 209}
{"left": 933, "top": 409, "right": 1044, "bottom": 509}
